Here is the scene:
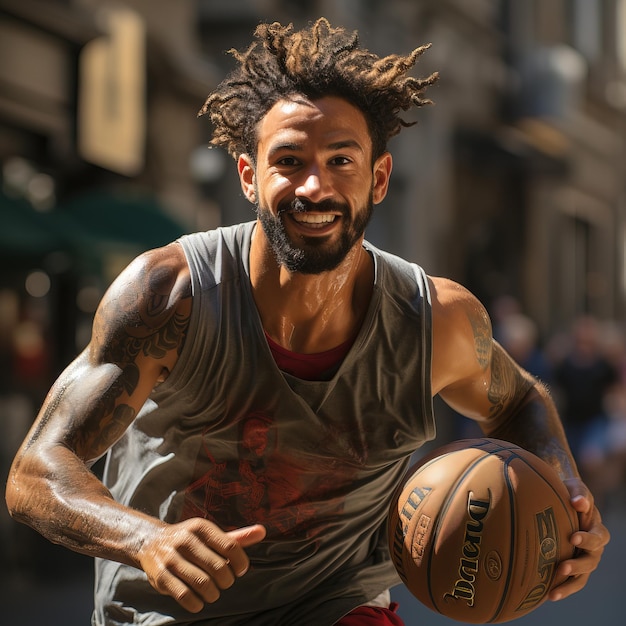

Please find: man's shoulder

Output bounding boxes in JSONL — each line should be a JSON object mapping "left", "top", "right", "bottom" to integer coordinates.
{"left": 428, "top": 275, "right": 489, "bottom": 335}
{"left": 124, "top": 242, "right": 192, "bottom": 303}
{"left": 179, "top": 222, "right": 254, "bottom": 256}
{"left": 363, "top": 239, "right": 425, "bottom": 279}
{"left": 125, "top": 242, "right": 189, "bottom": 289}
{"left": 182, "top": 221, "right": 255, "bottom": 241}
{"left": 176, "top": 222, "right": 255, "bottom": 290}
{"left": 429, "top": 275, "right": 476, "bottom": 305}
{"left": 363, "top": 242, "right": 431, "bottom": 319}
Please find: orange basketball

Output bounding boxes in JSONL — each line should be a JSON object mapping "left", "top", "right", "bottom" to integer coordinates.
{"left": 388, "top": 438, "right": 578, "bottom": 623}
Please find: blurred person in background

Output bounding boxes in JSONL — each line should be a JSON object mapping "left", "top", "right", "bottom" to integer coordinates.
{"left": 496, "top": 311, "right": 553, "bottom": 385}
{"left": 571, "top": 321, "right": 626, "bottom": 511}
{"left": 579, "top": 383, "right": 626, "bottom": 511}
{"left": 551, "top": 315, "right": 619, "bottom": 464}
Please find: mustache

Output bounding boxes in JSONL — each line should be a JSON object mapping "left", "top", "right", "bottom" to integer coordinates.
{"left": 277, "top": 197, "right": 349, "bottom": 216}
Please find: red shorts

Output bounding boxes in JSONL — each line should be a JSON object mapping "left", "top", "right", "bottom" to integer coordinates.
{"left": 335, "top": 602, "right": 405, "bottom": 625}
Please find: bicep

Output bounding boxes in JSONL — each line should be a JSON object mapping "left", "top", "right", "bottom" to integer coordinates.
{"left": 21, "top": 246, "right": 191, "bottom": 464}
{"left": 430, "top": 277, "right": 533, "bottom": 425}
{"left": 438, "top": 341, "right": 534, "bottom": 425}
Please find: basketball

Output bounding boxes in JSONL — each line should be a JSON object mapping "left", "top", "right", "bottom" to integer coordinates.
{"left": 388, "top": 438, "right": 579, "bottom": 623}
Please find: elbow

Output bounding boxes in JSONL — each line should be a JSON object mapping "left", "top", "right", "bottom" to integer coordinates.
{"left": 5, "top": 472, "right": 23, "bottom": 522}
{"left": 5, "top": 455, "right": 29, "bottom": 521}
{"left": 5, "top": 448, "right": 45, "bottom": 525}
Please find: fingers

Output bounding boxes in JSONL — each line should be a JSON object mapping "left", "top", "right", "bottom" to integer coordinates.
{"left": 568, "top": 488, "right": 611, "bottom": 552}
{"left": 182, "top": 542, "right": 238, "bottom": 590}
{"left": 228, "top": 523, "right": 267, "bottom": 547}
{"left": 142, "top": 521, "right": 266, "bottom": 612}
{"left": 549, "top": 572, "right": 589, "bottom": 602}
{"left": 548, "top": 478, "right": 611, "bottom": 602}
{"left": 562, "top": 478, "right": 599, "bottom": 530}
{"left": 550, "top": 536, "right": 604, "bottom": 601}
{"left": 226, "top": 523, "right": 267, "bottom": 574}
{"left": 562, "top": 477, "right": 588, "bottom": 502}
{"left": 148, "top": 561, "right": 224, "bottom": 613}
{"left": 192, "top": 523, "right": 265, "bottom": 578}
{"left": 551, "top": 540, "right": 598, "bottom": 602}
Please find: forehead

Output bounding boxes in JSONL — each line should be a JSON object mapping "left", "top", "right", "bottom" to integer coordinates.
{"left": 256, "top": 95, "right": 371, "bottom": 154}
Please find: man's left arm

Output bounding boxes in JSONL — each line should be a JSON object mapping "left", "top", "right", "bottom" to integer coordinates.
{"left": 429, "top": 276, "right": 610, "bottom": 601}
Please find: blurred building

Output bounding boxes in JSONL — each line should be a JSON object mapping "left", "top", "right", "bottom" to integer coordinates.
{"left": 0, "top": 0, "right": 217, "bottom": 389}
{"left": 0, "top": 0, "right": 217, "bottom": 580}
{"left": 1, "top": 0, "right": 626, "bottom": 376}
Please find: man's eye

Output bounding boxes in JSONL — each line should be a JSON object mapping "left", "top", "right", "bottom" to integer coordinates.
{"left": 331, "top": 156, "right": 351, "bottom": 165}
{"left": 277, "top": 156, "right": 299, "bottom": 166}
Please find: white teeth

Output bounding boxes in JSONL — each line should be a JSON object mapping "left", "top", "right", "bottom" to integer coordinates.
{"left": 292, "top": 213, "right": 336, "bottom": 225}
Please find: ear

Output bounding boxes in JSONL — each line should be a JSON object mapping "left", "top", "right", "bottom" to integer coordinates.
{"left": 238, "top": 154, "right": 257, "bottom": 204}
{"left": 372, "top": 152, "right": 393, "bottom": 205}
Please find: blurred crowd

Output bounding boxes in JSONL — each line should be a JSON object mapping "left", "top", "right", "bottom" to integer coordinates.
{"left": 492, "top": 298, "right": 626, "bottom": 513}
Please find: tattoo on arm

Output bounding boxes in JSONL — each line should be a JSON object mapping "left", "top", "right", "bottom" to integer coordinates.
{"left": 104, "top": 310, "right": 189, "bottom": 363}
{"left": 100, "top": 262, "right": 191, "bottom": 364}
{"left": 463, "top": 302, "right": 574, "bottom": 473}
{"left": 72, "top": 267, "right": 190, "bottom": 457}
{"left": 468, "top": 307, "right": 491, "bottom": 370}
{"left": 143, "top": 310, "right": 190, "bottom": 359}
{"left": 466, "top": 307, "right": 533, "bottom": 421}
{"left": 100, "top": 404, "right": 136, "bottom": 446}
{"left": 487, "top": 345, "right": 533, "bottom": 420}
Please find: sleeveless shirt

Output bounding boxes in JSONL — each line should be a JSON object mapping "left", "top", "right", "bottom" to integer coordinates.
{"left": 93, "top": 221, "right": 435, "bottom": 626}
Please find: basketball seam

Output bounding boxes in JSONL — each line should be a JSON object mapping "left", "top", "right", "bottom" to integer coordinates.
{"left": 427, "top": 452, "right": 491, "bottom": 616}
{"left": 488, "top": 452, "right": 517, "bottom": 623}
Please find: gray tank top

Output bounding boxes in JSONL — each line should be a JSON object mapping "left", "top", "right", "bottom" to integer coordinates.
{"left": 93, "top": 221, "right": 435, "bottom": 625}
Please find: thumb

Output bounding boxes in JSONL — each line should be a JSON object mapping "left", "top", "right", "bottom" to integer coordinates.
{"left": 563, "top": 477, "right": 593, "bottom": 530}
{"left": 227, "top": 524, "right": 266, "bottom": 547}
{"left": 563, "top": 477, "right": 586, "bottom": 499}
{"left": 563, "top": 477, "right": 592, "bottom": 511}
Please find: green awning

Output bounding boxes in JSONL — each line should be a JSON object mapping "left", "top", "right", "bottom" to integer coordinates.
{"left": 57, "top": 188, "right": 187, "bottom": 252}
{"left": 1, "top": 187, "right": 188, "bottom": 275}
{"left": 0, "top": 190, "right": 85, "bottom": 258}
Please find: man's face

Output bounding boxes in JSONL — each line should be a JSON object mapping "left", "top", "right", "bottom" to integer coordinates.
{"left": 241, "top": 96, "right": 391, "bottom": 274}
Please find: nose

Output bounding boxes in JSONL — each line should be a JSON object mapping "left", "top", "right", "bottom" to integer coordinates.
{"left": 294, "top": 165, "right": 332, "bottom": 202}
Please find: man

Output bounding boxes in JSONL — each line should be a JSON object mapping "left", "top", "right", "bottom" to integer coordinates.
{"left": 6, "top": 18, "right": 608, "bottom": 626}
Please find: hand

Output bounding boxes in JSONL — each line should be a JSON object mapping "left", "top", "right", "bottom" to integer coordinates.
{"left": 137, "top": 518, "right": 266, "bottom": 613}
{"left": 549, "top": 477, "right": 610, "bottom": 601}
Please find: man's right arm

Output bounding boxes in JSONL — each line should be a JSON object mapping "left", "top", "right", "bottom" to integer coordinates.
{"left": 5, "top": 242, "right": 265, "bottom": 613}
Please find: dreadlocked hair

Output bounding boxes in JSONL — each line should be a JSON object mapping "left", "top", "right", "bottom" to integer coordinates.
{"left": 199, "top": 17, "right": 438, "bottom": 161}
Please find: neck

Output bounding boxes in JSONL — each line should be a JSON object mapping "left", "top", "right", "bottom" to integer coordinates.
{"left": 249, "top": 222, "right": 373, "bottom": 353}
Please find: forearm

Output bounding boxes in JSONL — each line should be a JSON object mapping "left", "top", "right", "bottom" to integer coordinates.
{"left": 6, "top": 444, "right": 163, "bottom": 568}
{"left": 481, "top": 380, "right": 580, "bottom": 482}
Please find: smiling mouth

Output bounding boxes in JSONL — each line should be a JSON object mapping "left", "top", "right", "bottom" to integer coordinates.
{"left": 291, "top": 213, "right": 337, "bottom": 228}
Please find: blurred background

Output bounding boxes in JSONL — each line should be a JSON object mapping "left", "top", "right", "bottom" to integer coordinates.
{"left": 0, "top": 0, "right": 624, "bottom": 624}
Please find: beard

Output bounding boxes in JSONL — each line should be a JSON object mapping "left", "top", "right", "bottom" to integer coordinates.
{"left": 256, "top": 192, "right": 374, "bottom": 274}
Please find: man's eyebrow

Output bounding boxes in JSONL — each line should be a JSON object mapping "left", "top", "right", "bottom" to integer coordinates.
{"left": 327, "top": 139, "right": 365, "bottom": 153}
{"left": 267, "top": 142, "right": 303, "bottom": 159}
{"left": 267, "top": 139, "right": 365, "bottom": 158}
